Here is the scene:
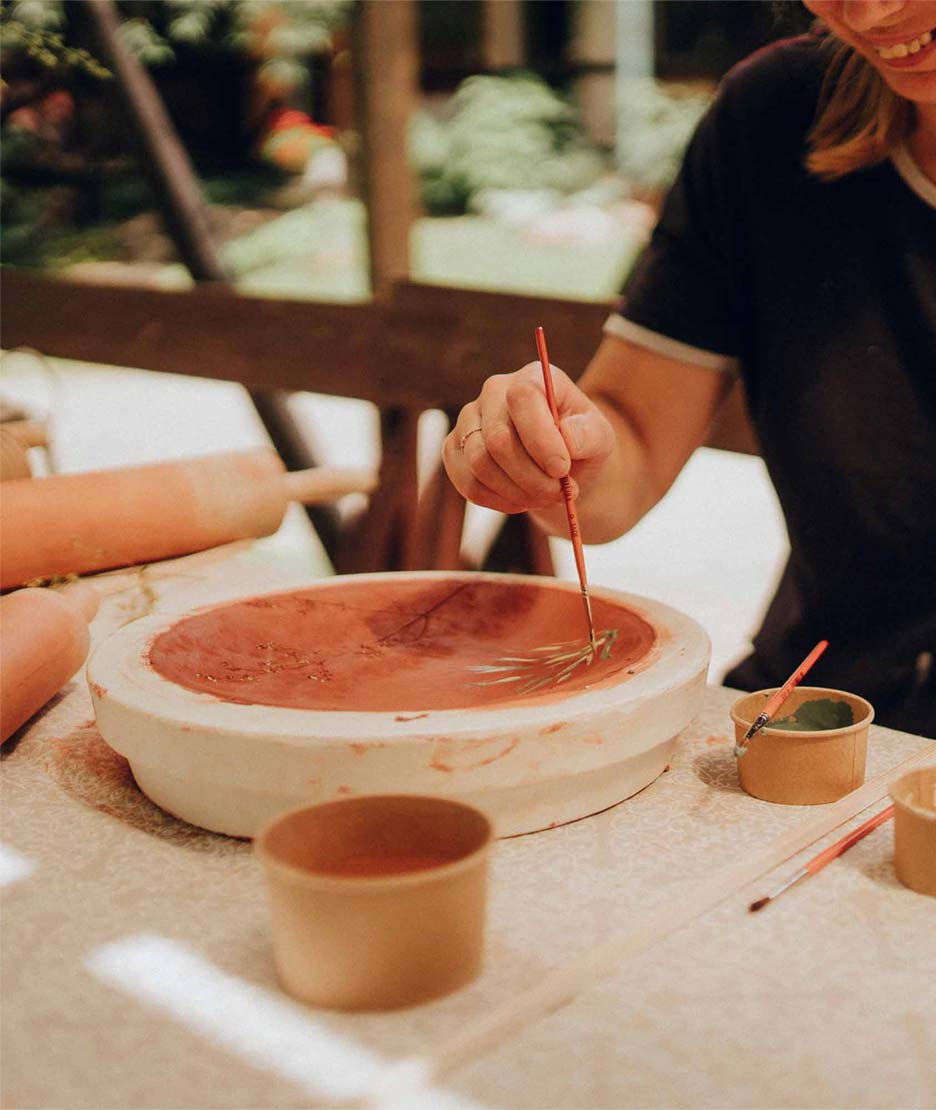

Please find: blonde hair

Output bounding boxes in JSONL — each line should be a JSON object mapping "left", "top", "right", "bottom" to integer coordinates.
{"left": 806, "top": 35, "right": 913, "bottom": 179}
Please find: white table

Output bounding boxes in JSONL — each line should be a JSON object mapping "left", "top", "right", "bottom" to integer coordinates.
{"left": 2, "top": 551, "right": 934, "bottom": 1109}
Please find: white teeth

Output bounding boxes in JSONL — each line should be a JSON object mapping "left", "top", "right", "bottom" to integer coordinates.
{"left": 876, "top": 29, "right": 934, "bottom": 60}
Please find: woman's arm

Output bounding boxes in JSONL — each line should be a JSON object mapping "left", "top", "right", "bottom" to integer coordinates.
{"left": 443, "top": 334, "right": 734, "bottom": 544}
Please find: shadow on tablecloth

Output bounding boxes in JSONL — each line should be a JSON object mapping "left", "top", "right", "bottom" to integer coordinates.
{"left": 42, "top": 719, "right": 246, "bottom": 856}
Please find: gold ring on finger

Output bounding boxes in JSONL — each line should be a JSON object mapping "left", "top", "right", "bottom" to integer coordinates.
{"left": 459, "top": 426, "right": 483, "bottom": 453}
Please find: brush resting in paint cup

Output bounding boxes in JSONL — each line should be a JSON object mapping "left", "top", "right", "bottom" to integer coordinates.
{"left": 443, "top": 1, "right": 936, "bottom": 737}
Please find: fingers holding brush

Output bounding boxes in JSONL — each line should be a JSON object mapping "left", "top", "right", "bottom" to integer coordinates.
{"left": 445, "top": 413, "right": 541, "bottom": 514}
{"left": 500, "top": 368, "right": 573, "bottom": 480}
{"left": 502, "top": 362, "right": 614, "bottom": 487}
{"left": 443, "top": 364, "right": 609, "bottom": 514}
{"left": 445, "top": 393, "right": 569, "bottom": 514}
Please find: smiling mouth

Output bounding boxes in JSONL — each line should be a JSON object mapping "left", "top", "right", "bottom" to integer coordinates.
{"left": 872, "top": 28, "right": 934, "bottom": 60}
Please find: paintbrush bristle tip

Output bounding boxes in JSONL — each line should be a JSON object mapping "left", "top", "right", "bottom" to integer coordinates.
{"left": 749, "top": 897, "right": 769, "bottom": 913}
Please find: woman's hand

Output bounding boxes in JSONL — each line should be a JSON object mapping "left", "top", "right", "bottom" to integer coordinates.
{"left": 442, "top": 361, "right": 615, "bottom": 516}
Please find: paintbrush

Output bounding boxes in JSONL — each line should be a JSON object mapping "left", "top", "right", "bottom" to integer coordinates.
{"left": 534, "top": 326, "right": 597, "bottom": 655}
{"left": 738, "top": 639, "right": 829, "bottom": 750}
{"left": 749, "top": 803, "right": 894, "bottom": 911}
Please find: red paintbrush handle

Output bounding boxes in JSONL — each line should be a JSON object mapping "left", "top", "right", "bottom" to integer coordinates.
{"left": 535, "top": 327, "right": 589, "bottom": 593}
{"left": 535, "top": 327, "right": 562, "bottom": 424}
{"left": 560, "top": 476, "right": 587, "bottom": 579}
{"left": 760, "top": 639, "right": 829, "bottom": 720}
{"left": 805, "top": 804, "right": 895, "bottom": 875}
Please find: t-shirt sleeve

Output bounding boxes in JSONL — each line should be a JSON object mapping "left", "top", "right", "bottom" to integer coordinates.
{"left": 607, "top": 78, "right": 748, "bottom": 372}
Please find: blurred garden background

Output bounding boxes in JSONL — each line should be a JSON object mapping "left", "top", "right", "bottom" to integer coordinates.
{"left": 2, "top": 0, "right": 810, "bottom": 300}
{"left": 1, "top": 0, "right": 802, "bottom": 681}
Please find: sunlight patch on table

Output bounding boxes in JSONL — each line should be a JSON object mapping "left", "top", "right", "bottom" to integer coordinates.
{"left": 85, "top": 934, "right": 479, "bottom": 1108}
{"left": 0, "top": 843, "right": 36, "bottom": 886}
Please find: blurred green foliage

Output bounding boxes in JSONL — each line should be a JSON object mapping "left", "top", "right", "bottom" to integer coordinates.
{"left": 0, "top": 166, "right": 288, "bottom": 267}
{"left": 410, "top": 70, "right": 711, "bottom": 215}
{"left": 0, "top": 0, "right": 351, "bottom": 265}
{"left": 0, "top": 0, "right": 350, "bottom": 70}
{"left": 615, "top": 78, "right": 712, "bottom": 192}
{"left": 410, "top": 73, "right": 607, "bottom": 216}
{"left": 0, "top": 1, "right": 109, "bottom": 78}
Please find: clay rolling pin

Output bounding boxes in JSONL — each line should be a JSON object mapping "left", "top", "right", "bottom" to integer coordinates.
{"left": 3, "top": 419, "right": 48, "bottom": 448}
{"left": 0, "top": 583, "right": 99, "bottom": 743}
{"left": 0, "top": 448, "right": 376, "bottom": 589}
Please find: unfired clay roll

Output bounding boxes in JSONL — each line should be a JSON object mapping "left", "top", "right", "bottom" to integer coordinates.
{"left": 0, "top": 586, "right": 97, "bottom": 743}
{"left": 0, "top": 448, "right": 288, "bottom": 588}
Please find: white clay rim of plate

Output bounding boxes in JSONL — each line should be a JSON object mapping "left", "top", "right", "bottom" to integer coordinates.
{"left": 88, "top": 571, "right": 711, "bottom": 745}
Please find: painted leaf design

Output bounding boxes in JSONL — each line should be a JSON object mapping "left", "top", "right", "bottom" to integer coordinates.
{"left": 767, "top": 698, "right": 854, "bottom": 732}
{"left": 468, "top": 628, "right": 620, "bottom": 694}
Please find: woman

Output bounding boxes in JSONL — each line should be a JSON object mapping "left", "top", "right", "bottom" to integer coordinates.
{"left": 443, "top": 2, "right": 936, "bottom": 734}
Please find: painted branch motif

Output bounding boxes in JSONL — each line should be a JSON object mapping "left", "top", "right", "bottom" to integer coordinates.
{"left": 468, "top": 628, "right": 620, "bottom": 694}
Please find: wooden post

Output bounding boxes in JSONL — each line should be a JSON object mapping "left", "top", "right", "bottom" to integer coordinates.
{"left": 80, "top": 0, "right": 227, "bottom": 283}
{"left": 342, "top": 0, "right": 423, "bottom": 572}
{"left": 482, "top": 0, "right": 526, "bottom": 71}
{"left": 352, "top": 0, "right": 418, "bottom": 296}
{"left": 78, "top": 0, "right": 342, "bottom": 555}
{"left": 570, "top": 0, "right": 618, "bottom": 147}
{"left": 615, "top": 0, "right": 655, "bottom": 80}
{"left": 336, "top": 408, "right": 420, "bottom": 573}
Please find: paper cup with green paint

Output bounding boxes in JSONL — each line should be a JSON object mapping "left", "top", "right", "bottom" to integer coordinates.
{"left": 730, "top": 687, "right": 873, "bottom": 804}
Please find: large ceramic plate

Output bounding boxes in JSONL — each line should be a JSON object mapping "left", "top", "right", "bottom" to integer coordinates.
{"left": 88, "top": 572, "right": 709, "bottom": 836}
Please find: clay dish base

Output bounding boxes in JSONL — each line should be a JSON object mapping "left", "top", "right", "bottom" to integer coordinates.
{"left": 89, "top": 572, "right": 710, "bottom": 837}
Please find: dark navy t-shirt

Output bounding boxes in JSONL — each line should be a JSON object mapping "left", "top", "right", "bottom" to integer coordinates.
{"left": 609, "top": 35, "right": 936, "bottom": 734}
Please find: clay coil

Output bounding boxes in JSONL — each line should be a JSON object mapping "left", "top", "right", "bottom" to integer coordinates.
{"left": 0, "top": 586, "right": 97, "bottom": 742}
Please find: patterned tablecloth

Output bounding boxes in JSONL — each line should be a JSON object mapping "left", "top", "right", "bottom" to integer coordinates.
{"left": 3, "top": 551, "right": 935, "bottom": 1109}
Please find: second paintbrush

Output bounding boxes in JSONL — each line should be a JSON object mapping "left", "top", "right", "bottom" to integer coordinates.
{"left": 534, "top": 326, "right": 597, "bottom": 655}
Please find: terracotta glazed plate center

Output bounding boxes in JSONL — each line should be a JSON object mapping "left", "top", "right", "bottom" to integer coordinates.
{"left": 149, "top": 577, "right": 656, "bottom": 712}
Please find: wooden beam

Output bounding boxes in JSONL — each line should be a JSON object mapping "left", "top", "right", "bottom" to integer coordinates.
{"left": 1, "top": 270, "right": 381, "bottom": 396}
{"left": 388, "top": 282, "right": 609, "bottom": 383}
{"left": 0, "top": 270, "right": 607, "bottom": 406}
{"left": 0, "top": 269, "right": 758, "bottom": 454}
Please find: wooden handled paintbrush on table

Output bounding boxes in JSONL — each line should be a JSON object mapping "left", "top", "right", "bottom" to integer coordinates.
{"left": 749, "top": 803, "right": 894, "bottom": 911}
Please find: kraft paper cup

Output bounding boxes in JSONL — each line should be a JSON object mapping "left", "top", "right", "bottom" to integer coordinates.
{"left": 255, "top": 794, "right": 492, "bottom": 1010}
{"left": 889, "top": 765, "right": 936, "bottom": 897}
{"left": 730, "top": 687, "right": 873, "bottom": 805}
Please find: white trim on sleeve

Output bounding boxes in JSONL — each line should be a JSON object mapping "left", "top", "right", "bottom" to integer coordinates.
{"left": 891, "top": 143, "right": 936, "bottom": 209}
{"left": 603, "top": 314, "right": 740, "bottom": 374}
